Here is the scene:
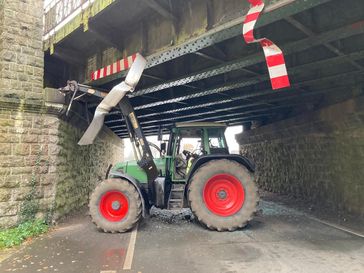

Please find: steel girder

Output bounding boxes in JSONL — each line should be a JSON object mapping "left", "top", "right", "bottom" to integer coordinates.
{"left": 78, "top": 0, "right": 364, "bottom": 139}
{"left": 110, "top": 80, "right": 364, "bottom": 136}
{"left": 106, "top": 66, "right": 364, "bottom": 122}
{"left": 109, "top": 106, "right": 291, "bottom": 129}
{"left": 88, "top": 18, "right": 364, "bottom": 116}
{"left": 120, "top": 49, "right": 364, "bottom": 112}
{"left": 91, "top": 0, "right": 333, "bottom": 86}
{"left": 114, "top": 104, "right": 313, "bottom": 137}
{"left": 113, "top": 110, "right": 281, "bottom": 132}
{"left": 128, "top": 20, "right": 364, "bottom": 98}
{"left": 111, "top": 91, "right": 325, "bottom": 134}
{"left": 285, "top": 16, "right": 364, "bottom": 70}
{"left": 108, "top": 103, "right": 299, "bottom": 129}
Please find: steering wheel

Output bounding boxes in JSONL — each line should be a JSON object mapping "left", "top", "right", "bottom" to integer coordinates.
{"left": 192, "top": 148, "right": 205, "bottom": 156}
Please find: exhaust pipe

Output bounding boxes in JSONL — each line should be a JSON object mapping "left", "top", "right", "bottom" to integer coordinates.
{"left": 78, "top": 53, "right": 147, "bottom": 145}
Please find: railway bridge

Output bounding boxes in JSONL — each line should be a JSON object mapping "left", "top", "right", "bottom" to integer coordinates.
{"left": 0, "top": 0, "right": 363, "bottom": 227}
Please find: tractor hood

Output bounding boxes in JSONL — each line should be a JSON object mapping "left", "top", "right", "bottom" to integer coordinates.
{"left": 112, "top": 157, "right": 166, "bottom": 184}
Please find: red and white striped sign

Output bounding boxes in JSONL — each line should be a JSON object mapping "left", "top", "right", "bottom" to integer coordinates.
{"left": 243, "top": 0, "right": 290, "bottom": 90}
{"left": 91, "top": 53, "right": 137, "bottom": 81}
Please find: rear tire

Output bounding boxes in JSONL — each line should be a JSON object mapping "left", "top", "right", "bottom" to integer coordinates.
{"left": 89, "top": 178, "right": 142, "bottom": 233}
{"left": 188, "top": 159, "right": 258, "bottom": 231}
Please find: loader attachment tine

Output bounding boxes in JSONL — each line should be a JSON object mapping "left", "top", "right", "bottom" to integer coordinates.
{"left": 78, "top": 54, "right": 147, "bottom": 145}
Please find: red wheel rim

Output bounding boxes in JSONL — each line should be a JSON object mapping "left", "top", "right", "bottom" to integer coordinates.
{"left": 203, "top": 174, "right": 245, "bottom": 217}
{"left": 99, "top": 191, "right": 129, "bottom": 222}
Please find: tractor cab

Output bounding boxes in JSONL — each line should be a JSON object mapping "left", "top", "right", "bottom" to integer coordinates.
{"left": 112, "top": 122, "right": 230, "bottom": 184}
{"left": 168, "top": 122, "right": 229, "bottom": 181}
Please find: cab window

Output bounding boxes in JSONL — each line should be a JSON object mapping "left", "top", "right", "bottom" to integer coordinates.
{"left": 207, "top": 128, "right": 228, "bottom": 154}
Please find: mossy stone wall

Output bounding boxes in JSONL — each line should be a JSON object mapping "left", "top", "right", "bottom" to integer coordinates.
{"left": 237, "top": 97, "right": 364, "bottom": 218}
{"left": 0, "top": 0, "right": 124, "bottom": 228}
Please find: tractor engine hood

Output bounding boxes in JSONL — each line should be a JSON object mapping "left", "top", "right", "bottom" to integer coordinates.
{"left": 112, "top": 158, "right": 166, "bottom": 184}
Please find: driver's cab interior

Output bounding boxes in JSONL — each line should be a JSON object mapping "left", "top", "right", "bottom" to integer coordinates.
{"left": 172, "top": 126, "right": 228, "bottom": 180}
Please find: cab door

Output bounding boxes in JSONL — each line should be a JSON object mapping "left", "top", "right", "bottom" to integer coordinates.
{"left": 171, "top": 128, "right": 204, "bottom": 182}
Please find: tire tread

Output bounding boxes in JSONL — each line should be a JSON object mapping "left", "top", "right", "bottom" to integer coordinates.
{"left": 89, "top": 178, "right": 142, "bottom": 233}
{"left": 188, "top": 159, "right": 259, "bottom": 231}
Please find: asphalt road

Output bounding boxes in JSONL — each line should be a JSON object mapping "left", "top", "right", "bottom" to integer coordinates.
{"left": 0, "top": 200, "right": 363, "bottom": 273}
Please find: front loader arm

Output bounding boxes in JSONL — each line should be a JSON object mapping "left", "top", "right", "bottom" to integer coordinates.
{"left": 59, "top": 53, "right": 159, "bottom": 191}
{"left": 118, "top": 97, "right": 159, "bottom": 185}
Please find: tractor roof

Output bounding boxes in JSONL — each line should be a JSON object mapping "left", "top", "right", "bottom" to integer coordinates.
{"left": 175, "top": 122, "right": 227, "bottom": 128}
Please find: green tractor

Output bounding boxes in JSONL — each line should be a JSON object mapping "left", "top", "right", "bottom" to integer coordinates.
{"left": 60, "top": 54, "right": 258, "bottom": 232}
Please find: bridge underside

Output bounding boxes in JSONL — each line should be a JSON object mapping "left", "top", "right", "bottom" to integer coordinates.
{"left": 44, "top": 0, "right": 364, "bottom": 138}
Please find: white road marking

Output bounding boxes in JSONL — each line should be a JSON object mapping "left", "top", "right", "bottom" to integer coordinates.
{"left": 308, "top": 216, "right": 364, "bottom": 238}
{"left": 100, "top": 271, "right": 116, "bottom": 273}
{"left": 123, "top": 224, "right": 138, "bottom": 270}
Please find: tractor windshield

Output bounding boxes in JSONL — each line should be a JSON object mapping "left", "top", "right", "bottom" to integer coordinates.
{"left": 175, "top": 128, "right": 204, "bottom": 154}
{"left": 207, "top": 128, "right": 228, "bottom": 154}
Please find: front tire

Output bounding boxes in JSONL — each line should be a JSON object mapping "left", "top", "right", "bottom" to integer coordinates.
{"left": 89, "top": 178, "right": 142, "bottom": 233}
{"left": 188, "top": 159, "right": 258, "bottom": 231}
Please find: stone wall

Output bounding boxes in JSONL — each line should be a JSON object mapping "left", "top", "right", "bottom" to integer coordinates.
{"left": 0, "top": 0, "right": 44, "bottom": 103}
{"left": 0, "top": 105, "right": 124, "bottom": 228}
{"left": 0, "top": 0, "right": 124, "bottom": 228}
{"left": 53, "top": 112, "right": 123, "bottom": 220}
{"left": 237, "top": 97, "right": 364, "bottom": 218}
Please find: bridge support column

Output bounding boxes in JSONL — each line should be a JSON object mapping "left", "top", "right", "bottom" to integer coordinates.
{"left": 0, "top": 0, "right": 123, "bottom": 228}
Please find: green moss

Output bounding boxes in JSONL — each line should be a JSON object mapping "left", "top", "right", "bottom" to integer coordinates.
{"left": 19, "top": 130, "right": 44, "bottom": 223}
{"left": 0, "top": 220, "right": 48, "bottom": 249}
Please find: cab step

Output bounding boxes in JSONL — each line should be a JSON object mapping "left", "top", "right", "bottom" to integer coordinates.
{"left": 167, "top": 184, "right": 185, "bottom": 210}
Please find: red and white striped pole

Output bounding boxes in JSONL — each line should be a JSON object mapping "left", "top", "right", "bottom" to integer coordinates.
{"left": 243, "top": 0, "right": 290, "bottom": 90}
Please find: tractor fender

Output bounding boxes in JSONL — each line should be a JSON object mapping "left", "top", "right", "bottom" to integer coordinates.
{"left": 108, "top": 170, "right": 149, "bottom": 217}
{"left": 184, "top": 154, "right": 255, "bottom": 197}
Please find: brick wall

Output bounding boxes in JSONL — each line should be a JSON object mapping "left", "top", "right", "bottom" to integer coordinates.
{"left": 237, "top": 97, "right": 364, "bottom": 218}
